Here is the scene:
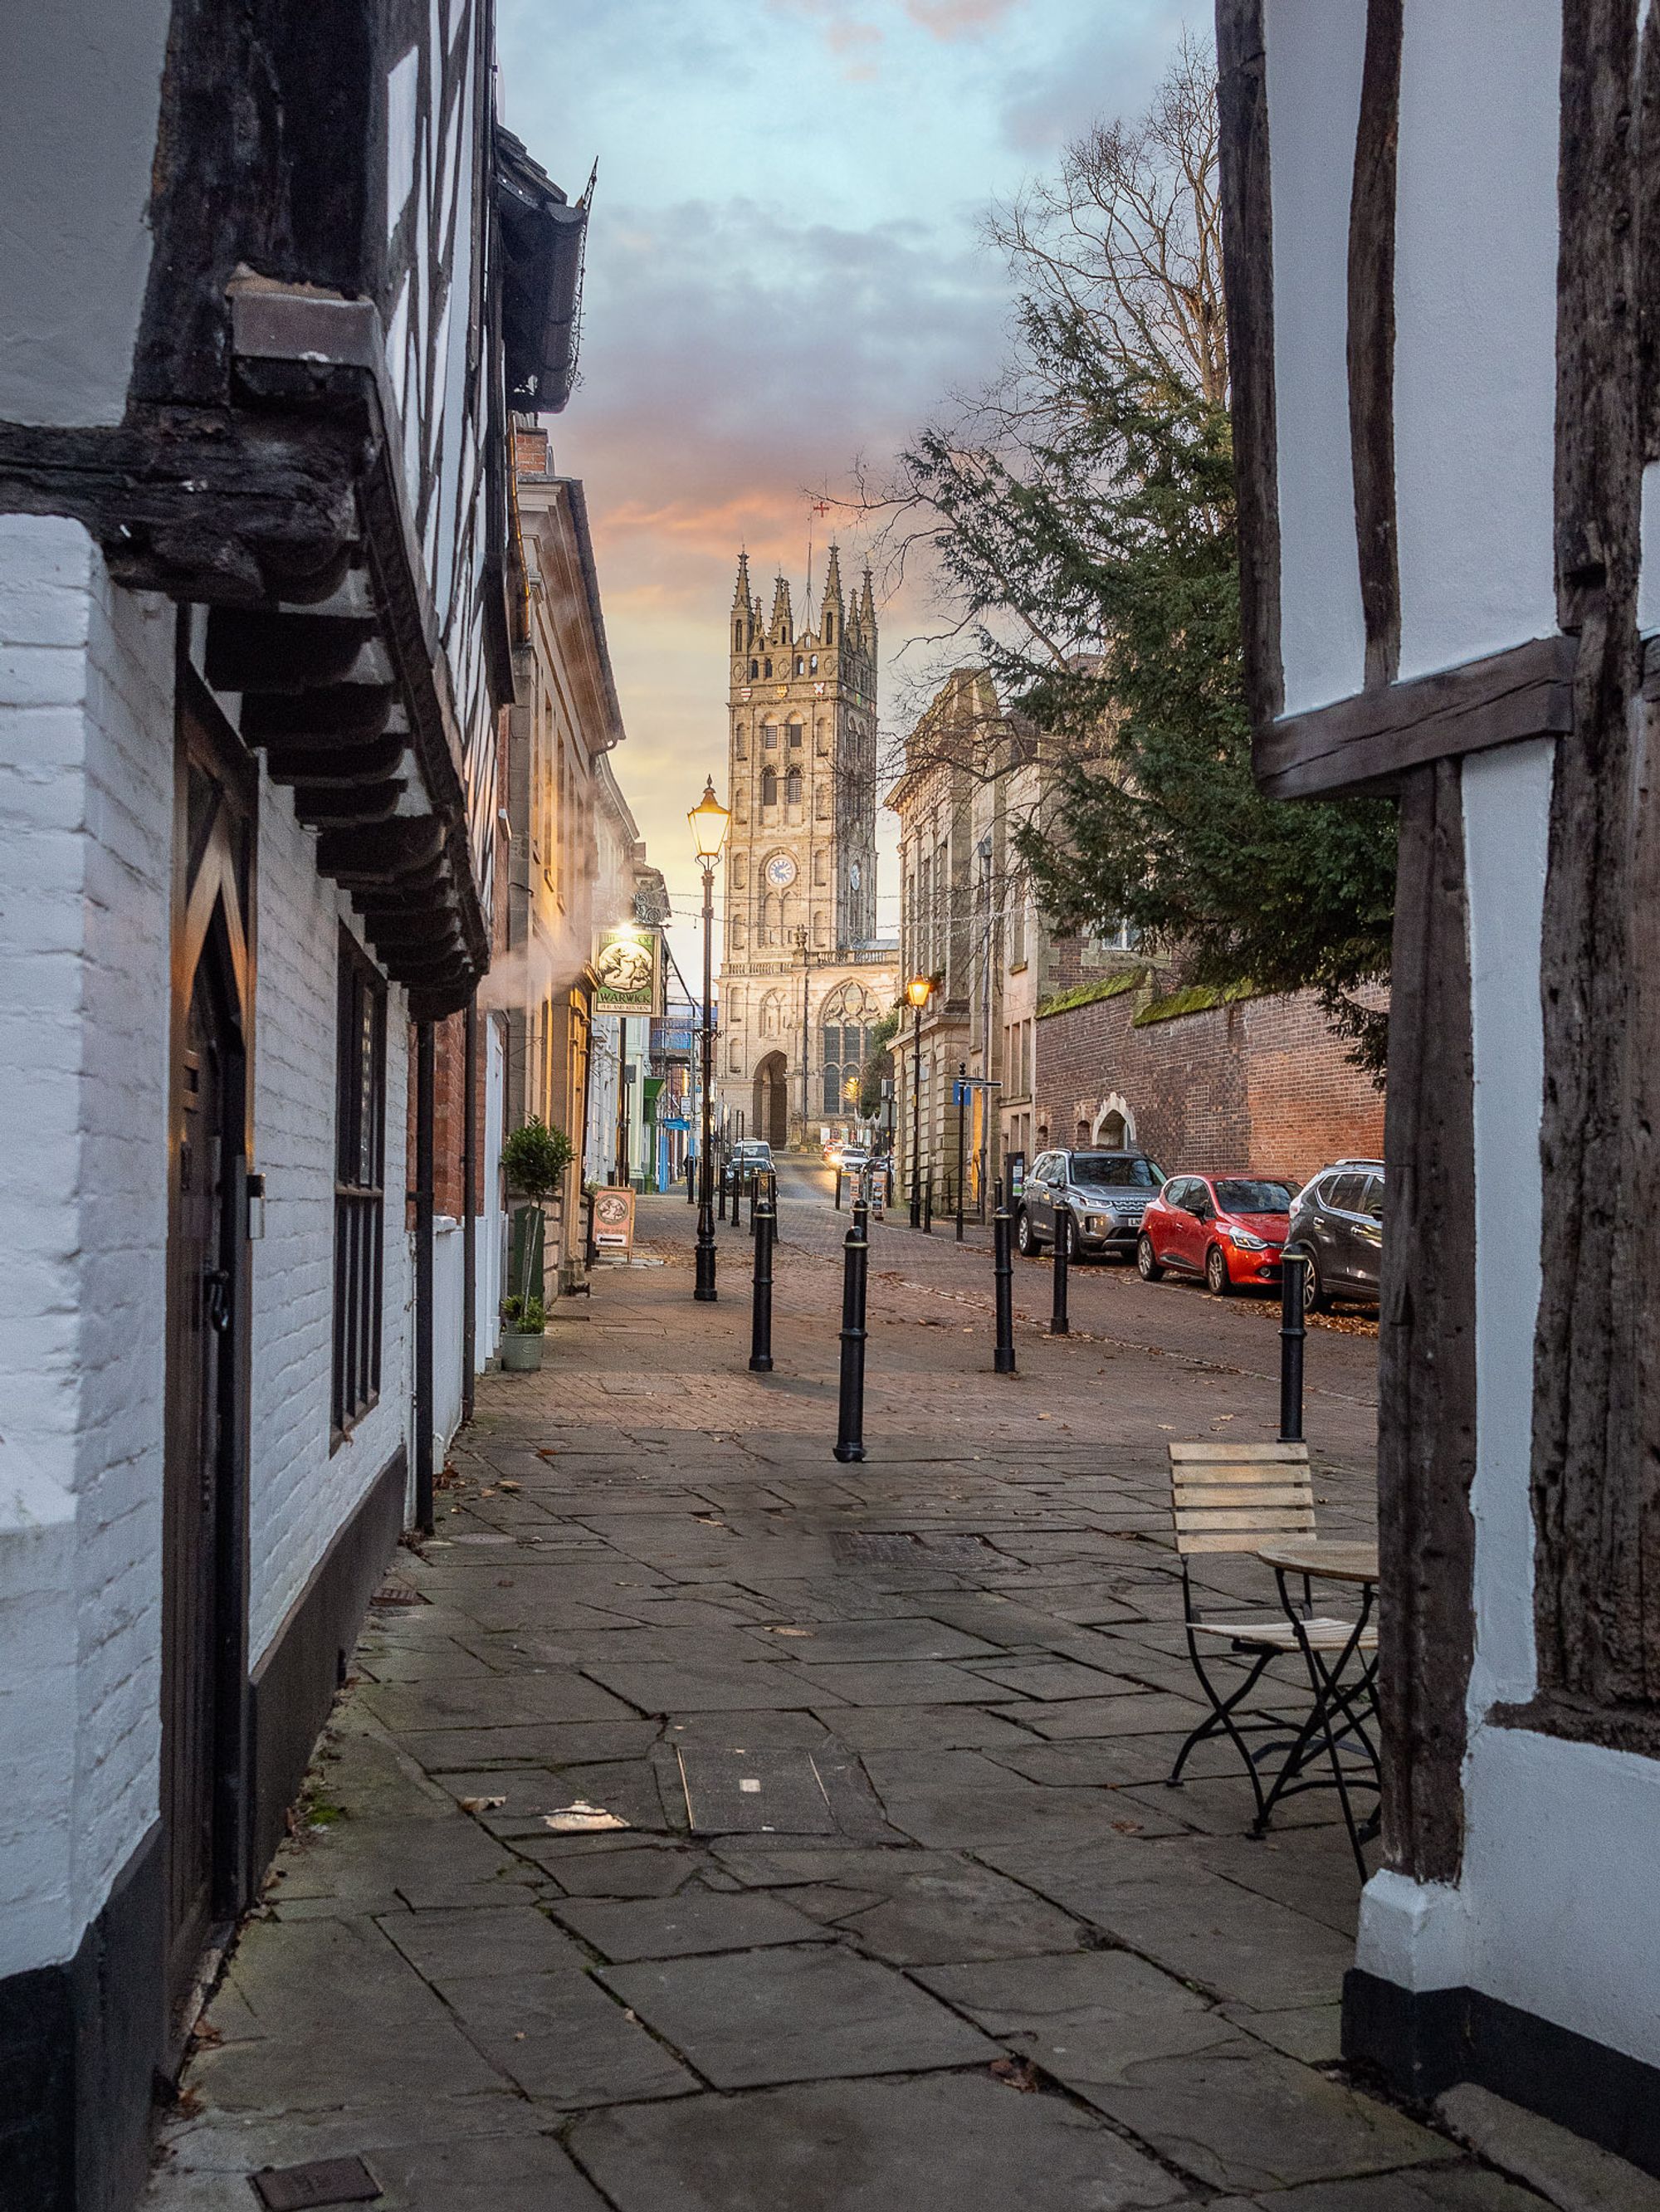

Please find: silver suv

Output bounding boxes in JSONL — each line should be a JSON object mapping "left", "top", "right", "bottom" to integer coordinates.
{"left": 1015, "top": 1149, "right": 1166, "bottom": 1260}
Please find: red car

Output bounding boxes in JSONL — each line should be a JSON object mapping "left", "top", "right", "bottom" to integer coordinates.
{"left": 1136, "top": 1173, "right": 1294, "bottom": 1296}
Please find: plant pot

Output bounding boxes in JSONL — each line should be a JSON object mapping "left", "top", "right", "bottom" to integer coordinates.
{"left": 499, "top": 1329, "right": 545, "bottom": 1373}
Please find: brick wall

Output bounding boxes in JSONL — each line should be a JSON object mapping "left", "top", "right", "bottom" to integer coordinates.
{"left": 1035, "top": 984, "right": 1385, "bottom": 1187}
{"left": 0, "top": 515, "right": 173, "bottom": 1974}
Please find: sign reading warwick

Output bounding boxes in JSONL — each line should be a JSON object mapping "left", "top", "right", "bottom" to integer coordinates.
{"left": 594, "top": 925, "right": 663, "bottom": 1018}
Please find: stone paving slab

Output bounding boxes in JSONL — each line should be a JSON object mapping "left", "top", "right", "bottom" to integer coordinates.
{"left": 143, "top": 1193, "right": 1512, "bottom": 2212}
{"left": 566, "top": 2072, "right": 1184, "bottom": 2211}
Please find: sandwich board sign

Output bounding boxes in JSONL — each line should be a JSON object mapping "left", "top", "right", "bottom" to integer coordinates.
{"left": 593, "top": 1185, "right": 635, "bottom": 1257}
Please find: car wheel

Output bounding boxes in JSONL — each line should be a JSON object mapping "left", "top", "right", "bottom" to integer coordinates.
{"left": 1136, "top": 1234, "right": 1164, "bottom": 1282}
{"left": 1015, "top": 1206, "right": 1039, "bottom": 1257}
{"left": 1205, "top": 1245, "right": 1232, "bottom": 1297}
{"left": 1300, "top": 1252, "right": 1329, "bottom": 1314}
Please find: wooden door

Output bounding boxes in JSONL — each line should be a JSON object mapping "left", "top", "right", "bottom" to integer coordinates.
{"left": 162, "top": 955, "right": 240, "bottom": 2008}
{"left": 162, "top": 668, "right": 256, "bottom": 2033}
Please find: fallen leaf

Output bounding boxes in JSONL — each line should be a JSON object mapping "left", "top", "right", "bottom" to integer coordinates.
{"left": 989, "top": 2057, "right": 1041, "bottom": 2093}
{"left": 499, "top": 1481, "right": 522, "bottom": 1492}
{"left": 460, "top": 1795, "right": 507, "bottom": 1814}
{"left": 1111, "top": 1819, "right": 1144, "bottom": 1835}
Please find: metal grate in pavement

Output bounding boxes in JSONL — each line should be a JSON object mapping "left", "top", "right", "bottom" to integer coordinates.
{"left": 248, "top": 2156, "right": 383, "bottom": 2209}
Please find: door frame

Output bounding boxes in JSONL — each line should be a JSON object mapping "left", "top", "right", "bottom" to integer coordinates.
{"left": 162, "top": 626, "right": 258, "bottom": 2022}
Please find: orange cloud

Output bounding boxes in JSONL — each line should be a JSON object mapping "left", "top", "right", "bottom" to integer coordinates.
{"left": 905, "top": 0, "right": 1022, "bottom": 37}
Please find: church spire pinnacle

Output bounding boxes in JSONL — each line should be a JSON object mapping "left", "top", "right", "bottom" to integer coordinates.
{"left": 858, "top": 564, "right": 877, "bottom": 647}
{"left": 770, "top": 572, "right": 794, "bottom": 643}
{"left": 821, "top": 541, "right": 845, "bottom": 637}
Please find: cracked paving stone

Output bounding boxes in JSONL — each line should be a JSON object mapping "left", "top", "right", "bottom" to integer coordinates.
{"left": 554, "top": 1887, "right": 834, "bottom": 1960}
{"left": 566, "top": 2072, "right": 1183, "bottom": 2212}
{"left": 438, "top": 1969, "right": 699, "bottom": 2104}
{"left": 598, "top": 1942, "right": 1000, "bottom": 2087}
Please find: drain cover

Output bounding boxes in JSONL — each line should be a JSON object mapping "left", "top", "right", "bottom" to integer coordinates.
{"left": 249, "top": 2156, "right": 382, "bottom": 2209}
{"left": 918, "top": 1534, "right": 992, "bottom": 1561}
{"left": 832, "top": 1531, "right": 920, "bottom": 1562}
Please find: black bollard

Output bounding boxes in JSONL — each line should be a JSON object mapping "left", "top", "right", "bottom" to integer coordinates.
{"left": 1051, "top": 1199, "right": 1071, "bottom": 1336}
{"left": 749, "top": 1194, "right": 775, "bottom": 1372}
{"left": 718, "top": 1160, "right": 728, "bottom": 1221}
{"left": 923, "top": 1170, "right": 934, "bottom": 1235}
{"left": 834, "top": 1166, "right": 842, "bottom": 1211}
{"left": 686, "top": 1152, "right": 696, "bottom": 1205}
{"left": 1279, "top": 1251, "right": 1307, "bottom": 1443}
{"left": 833, "top": 1199, "right": 870, "bottom": 1462}
{"left": 993, "top": 1200, "right": 1017, "bottom": 1375}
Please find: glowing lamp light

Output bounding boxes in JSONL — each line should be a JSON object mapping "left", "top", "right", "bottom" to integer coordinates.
{"left": 906, "top": 974, "right": 932, "bottom": 1009}
{"left": 688, "top": 777, "right": 730, "bottom": 861}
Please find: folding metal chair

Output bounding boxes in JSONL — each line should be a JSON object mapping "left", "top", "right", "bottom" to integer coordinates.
{"left": 1164, "top": 1442, "right": 1378, "bottom": 1830}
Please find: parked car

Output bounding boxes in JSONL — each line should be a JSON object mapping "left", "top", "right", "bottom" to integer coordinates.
{"left": 1285, "top": 1161, "right": 1384, "bottom": 1310}
{"left": 726, "top": 1140, "right": 774, "bottom": 1190}
{"left": 1013, "top": 1149, "right": 1166, "bottom": 1260}
{"left": 1136, "top": 1173, "right": 1295, "bottom": 1296}
{"left": 835, "top": 1148, "right": 869, "bottom": 1179}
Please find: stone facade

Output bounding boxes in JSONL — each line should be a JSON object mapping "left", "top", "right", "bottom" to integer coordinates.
{"left": 1035, "top": 978, "right": 1386, "bottom": 1188}
{"left": 715, "top": 549, "right": 896, "bottom": 1147}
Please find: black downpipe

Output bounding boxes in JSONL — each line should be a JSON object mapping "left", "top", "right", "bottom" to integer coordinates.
{"left": 414, "top": 1018, "right": 436, "bottom": 1534}
{"left": 461, "top": 994, "right": 477, "bottom": 1426}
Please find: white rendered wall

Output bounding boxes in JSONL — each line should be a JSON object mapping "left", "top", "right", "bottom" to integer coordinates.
{"left": 0, "top": 2, "right": 173, "bottom": 426}
{"left": 0, "top": 517, "right": 173, "bottom": 1974}
{"left": 432, "top": 1217, "right": 464, "bottom": 1462}
{"left": 1358, "top": 740, "right": 1660, "bottom": 2070}
{"left": 1265, "top": 0, "right": 1370, "bottom": 715}
{"left": 1392, "top": 0, "right": 1562, "bottom": 681}
{"left": 477, "top": 1012, "right": 504, "bottom": 1360}
{"left": 247, "top": 776, "right": 412, "bottom": 1667}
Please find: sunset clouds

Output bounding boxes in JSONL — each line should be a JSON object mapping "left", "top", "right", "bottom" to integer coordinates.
{"left": 496, "top": 0, "right": 1190, "bottom": 953}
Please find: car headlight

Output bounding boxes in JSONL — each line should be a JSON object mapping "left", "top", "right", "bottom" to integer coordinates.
{"left": 1229, "top": 1228, "right": 1267, "bottom": 1250}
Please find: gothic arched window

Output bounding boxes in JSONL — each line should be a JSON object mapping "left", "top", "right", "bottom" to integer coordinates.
{"left": 761, "top": 767, "right": 778, "bottom": 808}
{"left": 762, "top": 720, "right": 779, "bottom": 748}
{"left": 749, "top": 658, "right": 759, "bottom": 678}
{"left": 824, "top": 613, "right": 835, "bottom": 644}
{"left": 820, "top": 983, "right": 872, "bottom": 1116}
{"left": 759, "top": 990, "right": 784, "bottom": 1038}
{"left": 735, "top": 622, "right": 744, "bottom": 652}
{"left": 785, "top": 767, "right": 803, "bottom": 806}
{"left": 787, "top": 720, "right": 803, "bottom": 748}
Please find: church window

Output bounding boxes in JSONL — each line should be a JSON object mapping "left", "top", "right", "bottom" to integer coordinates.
{"left": 813, "top": 849, "right": 827, "bottom": 884}
{"left": 824, "top": 613, "right": 834, "bottom": 644}
{"left": 785, "top": 767, "right": 803, "bottom": 805}
{"left": 735, "top": 622, "right": 744, "bottom": 652}
{"left": 762, "top": 721, "right": 778, "bottom": 748}
{"left": 764, "top": 658, "right": 773, "bottom": 678}
{"left": 759, "top": 989, "right": 783, "bottom": 1037}
{"left": 820, "top": 985, "right": 872, "bottom": 1116}
{"left": 761, "top": 767, "right": 778, "bottom": 808}
{"left": 788, "top": 720, "right": 803, "bottom": 746}
{"left": 809, "top": 654, "right": 818, "bottom": 672}
{"left": 749, "top": 658, "right": 759, "bottom": 678}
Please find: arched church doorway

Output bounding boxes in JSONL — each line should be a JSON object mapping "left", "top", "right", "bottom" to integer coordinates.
{"left": 754, "top": 1051, "right": 788, "bottom": 1148}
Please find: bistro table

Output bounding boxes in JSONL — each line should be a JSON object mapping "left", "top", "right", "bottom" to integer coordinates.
{"left": 1254, "top": 1538, "right": 1380, "bottom": 1873}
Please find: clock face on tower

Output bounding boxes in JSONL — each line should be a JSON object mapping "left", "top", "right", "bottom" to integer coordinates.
{"left": 764, "top": 852, "right": 798, "bottom": 890}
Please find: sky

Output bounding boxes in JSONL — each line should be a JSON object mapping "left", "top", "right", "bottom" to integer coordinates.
{"left": 496, "top": 0, "right": 1194, "bottom": 987}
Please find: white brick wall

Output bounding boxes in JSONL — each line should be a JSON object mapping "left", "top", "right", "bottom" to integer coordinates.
{"left": 247, "top": 772, "right": 411, "bottom": 1666}
{"left": 0, "top": 515, "right": 172, "bottom": 1975}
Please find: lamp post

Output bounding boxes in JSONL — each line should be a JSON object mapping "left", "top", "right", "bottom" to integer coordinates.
{"left": 906, "top": 974, "right": 931, "bottom": 1231}
{"left": 689, "top": 776, "right": 730, "bottom": 1301}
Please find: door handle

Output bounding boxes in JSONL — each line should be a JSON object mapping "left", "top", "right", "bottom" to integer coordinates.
{"left": 203, "top": 1267, "right": 232, "bottom": 1335}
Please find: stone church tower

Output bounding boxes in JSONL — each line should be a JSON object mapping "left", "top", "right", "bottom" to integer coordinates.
{"left": 716, "top": 546, "right": 897, "bottom": 1147}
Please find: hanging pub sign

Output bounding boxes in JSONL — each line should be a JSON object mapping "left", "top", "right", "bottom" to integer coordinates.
{"left": 594, "top": 925, "right": 663, "bottom": 1018}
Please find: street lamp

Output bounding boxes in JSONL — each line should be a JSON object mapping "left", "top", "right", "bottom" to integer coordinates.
{"left": 689, "top": 776, "right": 730, "bottom": 1301}
{"left": 906, "top": 974, "right": 932, "bottom": 1231}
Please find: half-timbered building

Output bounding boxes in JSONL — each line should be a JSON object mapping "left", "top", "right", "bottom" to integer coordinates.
{"left": 1218, "top": 0, "right": 1660, "bottom": 2166}
{"left": 0, "top": 7, "right": 583, "bottom": 2205}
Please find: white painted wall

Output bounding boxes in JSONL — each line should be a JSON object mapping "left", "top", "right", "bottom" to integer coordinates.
{"left": 477, "top": 1011, "right": 505, "bottom": 1361}
{"left": 432, "top": 1216, "right": 464, "bottom": 1462}
{"left": 0, "top": 2, "right": 173, "bottom": 425}
{"left": 0, "top": 517, "right": 172, "bottom": 1974}
{"left": 1393, "top": 0, "right": 1562, "bottom": 681}
{"left": 1265, "top": 0, "right": 1370, "bottom": 716}
{"left": 1358, "top": 740, "right": 1660, "bottom": 2072}
{"left": 247, "top": 779, "right": 412, "bottom": 1667}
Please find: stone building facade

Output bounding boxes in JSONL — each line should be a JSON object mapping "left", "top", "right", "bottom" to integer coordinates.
{"left": 715, "top": 549, "right": 896, "bottom": 1146}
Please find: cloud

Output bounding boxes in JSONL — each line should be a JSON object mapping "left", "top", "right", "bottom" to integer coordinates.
{"left": 905, "top": 0, "right": 1023, "bottom": 38}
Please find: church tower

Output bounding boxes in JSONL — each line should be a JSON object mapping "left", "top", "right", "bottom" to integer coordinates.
{"left": 717, "top": 545, "right": 895, "bottom": 1146}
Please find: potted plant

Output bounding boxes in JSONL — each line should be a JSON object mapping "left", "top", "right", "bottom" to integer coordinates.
{"left": 501, "top": 1116, "right": 574, "bottom": 1310}
{"left": 498, "top": 1293, "right": 546, "bottom": 1373}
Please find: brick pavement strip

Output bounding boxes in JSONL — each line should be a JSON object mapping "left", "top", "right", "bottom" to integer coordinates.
{"left": 145, "top": 1190, "right": 1534, "bottom": 2212}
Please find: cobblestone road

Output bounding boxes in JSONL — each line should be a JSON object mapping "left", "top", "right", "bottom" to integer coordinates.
{"left": 144, "top": 1181, "right": 1538, "bottom": 2212}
